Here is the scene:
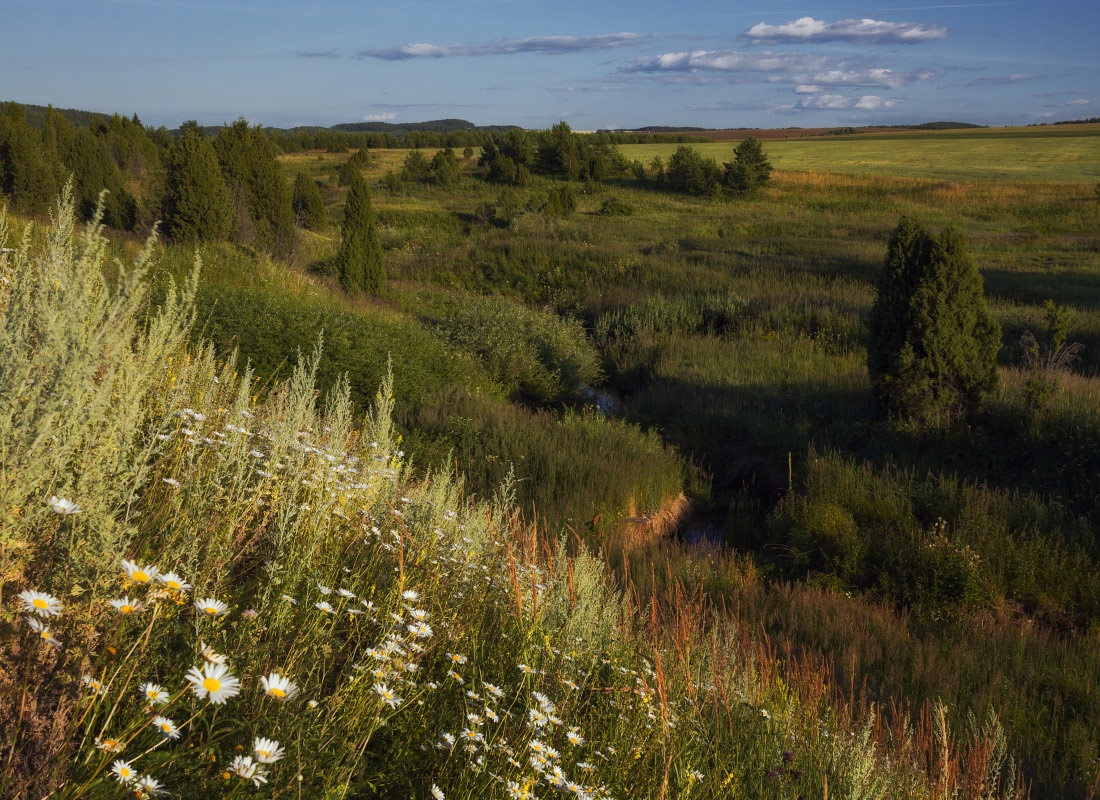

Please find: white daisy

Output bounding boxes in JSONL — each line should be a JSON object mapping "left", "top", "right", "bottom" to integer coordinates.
{"left": 121, "top": 559, "right": 159, "bottom": 584}
{"left": 136, "top": 775, "right": 167, "bottom": 796}
{"left": 140, "top": 682, "right": 169, "bottom": 705}
{"left": 431, "top": 785, "right": 445, "bottom": 800}
{"left": 314, "top": 601, "right": 335, "bottom": 614}
{"left": 109, "top": 596, "right": 142, "bottom": 614}
{"left": 48, "top": 496, "right": 82, "bottom": 515}
{"left": 185, "top": 662, "right": 241, "bottom": 704}
{"left": 17, "top": 589, "right": 63, "bottom": 618}
{"left": 228, "top": 755, "right": 268, "bottom": 787}
{"left": 194, "top": 598, "right": 229, "bottom": 617}
{"left": 199, "top": 641, "right": 228, "bottom": 664}
{"left": 157, "top": 572, "right": 191, "bottom": 592}
{"left": 152, "top": 715, "right": 180, "bottom": 740}
{"left": 374, "top": 682, "right": 402, "bottom": 709}
{"left": 260, "top": 673, "right": 299, "bottom": 700}
{"left": 111, "top": 759, "right": 137, "bottom": 784}
{"left": 25, "top": 617, "right": 61, "bottom": 648}
{"left": 252, "top": 737, "right": 285, "bottom": 764}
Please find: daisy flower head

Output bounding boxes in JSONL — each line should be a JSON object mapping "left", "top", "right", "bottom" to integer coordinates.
{"left": 448, "top": 653, "right": 467, "bottom": 665}
{"left": 109, "top": 596, "right": 142, "bottom": 615}
{"left": 484, "top": 682, "right": 504, "bottom": 699}
{"left": 228, "top": 755, "right": 268, "bottom": 787}
{"left": 432, "top": 785, "right": 445, "bottom": 800}
{"left": 401, "top": 589, "right": 420, "bottom": 601}
{"left": 185, "top": 662, "right": 240, "bottom": 704}
{"left": 374, "top": 682, "right": 402, "bottom": 708}
{"left": 408, "top": 621, "right": 433, "bottom": 639}
{"left": 317, "top": 584, "right": 332, "bottom": 595}
{"left": 260, "top": 673, "right": 298, "bottom": 701}
{"left": 95, "top": 736, "right": 124, "bottom": 753}
{"left": 136, "top": 775, "right": 167, "bottom": 797}
{"left": 111, "top": 759, "right": 137, "bottom": 784}
{"left": 314, "top": 601, "right": 335, "bottom": 614}
{"left": 505, "top": 781, "right": 525, "bottom": 799}
{"left": 199, "top": 641, "right": 228, "bottom": 664}
{"left": 157, "top": 572, "right": 191, "bottom": 593}
{"left": 447, "top": 670, "right": 464, "bottom": 684}
{"left": 518, "top": 663, "right": 536, "bottom": 676}
{"left": 140, "top": 682, "right": 169, "bottom": 705}
{"left": 152, "top": 715, "right": 180, "bottom": 740}
{"left": 460, "top": 728, "right": 484, "bottom": 744}
{"left": 566, "top": 729, "right": 585, "bottom": 746}
{"left": 83, "top": 675, "right": 105, "bottom": 694}
{"left": 18, "top": 589, "right": 62, "bottom": 618}
{"left": 252, "top": 737, "right": 285, "bottom": 764}
{"left": 48, "top": 496, "right": 82, "bottom": 515}
{"left": 280, "top": 593, "right": 297, "bottom": 604}
{"left": 194, "top": 598, "right": 229, "bottom": 618}
{"left": 336, "top": 588, "right": 356, "bottom": 599}
{"left": 407, "top": 607, "right": 429, "bottom": 621}
{"left": 121, "top": 559, "right": 159, "bottom": 584}
{"left": 25, "top": 616, "right": 61, "bottom": 648}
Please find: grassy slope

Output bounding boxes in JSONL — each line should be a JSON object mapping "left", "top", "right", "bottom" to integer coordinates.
{"left": 270, "top": 127, "right": 1100, "bottom": 796}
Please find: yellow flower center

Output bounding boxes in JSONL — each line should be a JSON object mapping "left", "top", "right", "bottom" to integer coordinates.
{"left": 40, "top": 630, "right": 52, "bottom": 640}
{"left": 268, "top": 687, "right": 286, "bottom": 698}
{"left": 160, "top": 723, "right": 171, "bottom": 732}
{"left": 204, "top": 606, "right": 218, "bottom": 614}
{"left": 120, "top": 767, "right": 131, "bottom": 777}
{"left": 32, "top": 598, "right": 48, "bottom": 609}
{"left": 202, "top": 677, "right": 221, "bottom": 693}
{"left": 258, "top": 750, "right": 269, "bottom": 758}
{"left": 120, "top": 605, "right": 135, "bottom": 613}
{"left": 133, "top": 571, "right": 149, "bottom": 582}
{"left": 165, "top": 580, "right": 181, "bottom": 590}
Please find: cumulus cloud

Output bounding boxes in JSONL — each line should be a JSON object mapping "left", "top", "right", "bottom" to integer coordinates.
{"left": 359, "top": 33, "right": 649, "bottom": 60}
{"left": 795, "top": 84, "right": 823, "bottom": 94}
{"left": 796, "top": 94, "right": 901, "bottom": 110}
{"left": 743, "top": 17, "right": 947, "bottom": 44}
{"left": 622, "top": 50, "right": 833, "bottom": 74}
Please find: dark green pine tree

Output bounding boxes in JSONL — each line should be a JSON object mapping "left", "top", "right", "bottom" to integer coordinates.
{"left": 213, "top": 119, "right": 294, "bottom": 257}
{"left": 723, "top": 136, "right": 773, "bottom": 195}
{"left": 292, "top": 172, "right": 326, "bottom": 229}
{"left": 0, "top": 102, "right": 59, "bottom": 216}
{"left": 162, "top": 126, "right": 233, "bottom": 243}
{"left": 66, "top": 128, "right": 137, "bottom": 230}
{"left": 335, "top": 171, "right": 384, "bottom": 296}
{"left": 867, "top": 217, "right": 1001, "bottom": 427}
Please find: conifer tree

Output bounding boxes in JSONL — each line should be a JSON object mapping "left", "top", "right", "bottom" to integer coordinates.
{"left": 162, "top": 127, "right": 233, "bottom": 242}
{"left": 0, "top": 103, "right": 59, "bottom": 216}
{"left": 292, "top": 172, "right": 326, "bottom": 229}
{"left": 337, "top": 158, "right": 359, "bottom": 187}
{"left": 724, "top": 136, "right": 772, "bottom": 195}
{"left": 335, "top": 171, "right": 384, "bottom": 295}
{"left": 66, "top": 128, "right": 137, "bottom": 229}
{"left": 213, "top": 119, "right": 294, "bottom": 256}
{"left": 868, "top": 217, "right": 1001, "bottom": 426}
{"left": 400, "top": 149, "right": 430, "bottom": 183}
{"left": 429, "top": 147, "right": 459, "bottom": 186}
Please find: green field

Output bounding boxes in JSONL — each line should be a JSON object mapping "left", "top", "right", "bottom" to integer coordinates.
{"left": 620, "top": 124, "right": 1100, "bottom": 182}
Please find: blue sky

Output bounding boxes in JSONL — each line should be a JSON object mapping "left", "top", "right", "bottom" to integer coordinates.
{"left": 6, "top": 0, "right": 1098, "bottom": 129}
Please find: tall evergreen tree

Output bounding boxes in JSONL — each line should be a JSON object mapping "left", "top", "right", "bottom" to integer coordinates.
{"left": 292, "top": 172, "right": 326, "bottom": 229}
{"left": 162, "top": 127, "right": 233, "bottom": 243}
{"left": 429, "top": 147, "right": 459, "bottom": 186}
{"left": 213, "top": 119, "right": 294, "bottom": 256}
{"left": 335, "top": 171, "right": 384, "bottom": 296}
{"left": 66, "top": 128, "right": 137, "bottom": 229}
{"left": 0, "top": 103, "right": 59, "bottom": 216}
{"left": 723, "top": 136, "right": 772, "bottom": 195}
{"left": 867, "top": 217, "right": 1001, "bottom": 426}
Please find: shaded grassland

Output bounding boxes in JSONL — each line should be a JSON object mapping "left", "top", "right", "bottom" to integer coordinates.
{"left": 140, "top": 128, "right": 1100, "bottom": 796}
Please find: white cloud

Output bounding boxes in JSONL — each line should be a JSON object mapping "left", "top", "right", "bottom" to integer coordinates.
{"left": 795, "top": 84, "right": 823, "bottom": 94}
{"left": 798, "top": 68, "right": 938, "bottom": 89}
{"left": 362, "top": 112, "right": 399, "bottom": 121}
{"left": 795, "top": 94, "right": 900, "bottom": 110}
{"left": 743, "top": 17, "right": 948, "bottom": 44}
{"left": 359, "top": 33, "right": 650, "bottom": 60}
{"left": 623, "top": 50, "right": 833, "bottom": 74}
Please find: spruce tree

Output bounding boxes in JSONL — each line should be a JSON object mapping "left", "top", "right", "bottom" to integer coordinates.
{"left": 66, "top": 128, "right": 137, "bottom": 230}
{"left": 213, "top": 119, "right": 294, "bottom": 256}
{"left": 724, "top": 136, "right": 772, "bottom": 195}
{"left": 292, "top": 172, "right": 326, "bottom": 229}
{"left": 0, "top": 103, "right": 59, "bottom": 216}
{"left": 867, "top": 217, "right": 1001, "bottom": 426}
{"left": 335, "top": 171, "right": 384, "bottom": 295}
{"left": 162, "top": 127, "right": 233, "bottom": 243}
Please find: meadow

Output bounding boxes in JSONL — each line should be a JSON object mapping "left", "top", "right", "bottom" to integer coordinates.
{"left": 3, "top": 121, "right": 1099, "bottom": 798}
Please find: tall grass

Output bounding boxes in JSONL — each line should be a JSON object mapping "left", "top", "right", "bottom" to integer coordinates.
{"left": 0, "top": 194, "right": 1025, "bottom": 800}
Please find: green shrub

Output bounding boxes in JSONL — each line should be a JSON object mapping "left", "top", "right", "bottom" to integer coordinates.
{"left": 598, "top": 197, "right": 634, "bottom": 216}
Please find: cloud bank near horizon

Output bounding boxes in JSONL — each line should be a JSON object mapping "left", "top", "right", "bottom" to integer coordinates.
{"left": 358, "top": 33, "right": 650, "bottom": 61}
{"left": 742, "top": 17, "right": 948, "bottom": 45}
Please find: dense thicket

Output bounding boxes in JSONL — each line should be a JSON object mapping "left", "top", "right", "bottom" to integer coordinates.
{"left": 213, "top": 119, "right": 294, "bottom": 256}
{"left": 162, "top": 125, "right": 233, "bottom": 242}
{"left": 868, "top": 217, "right": 1001, "bottom": 426}
{"left": 292, "top": 172, "right": 325, "bottom": 229}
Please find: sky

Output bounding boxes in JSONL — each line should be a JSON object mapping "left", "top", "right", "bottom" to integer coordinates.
{"left": 5, "top": 0, "right": 1099, "bottom": 130}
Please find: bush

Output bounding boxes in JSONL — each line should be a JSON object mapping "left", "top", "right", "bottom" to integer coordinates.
{"left": 867, "top": 217, "right": 1001, "bottom": 427}
{"left": 598, "top": 197, "right": 634, "bottom": 217}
